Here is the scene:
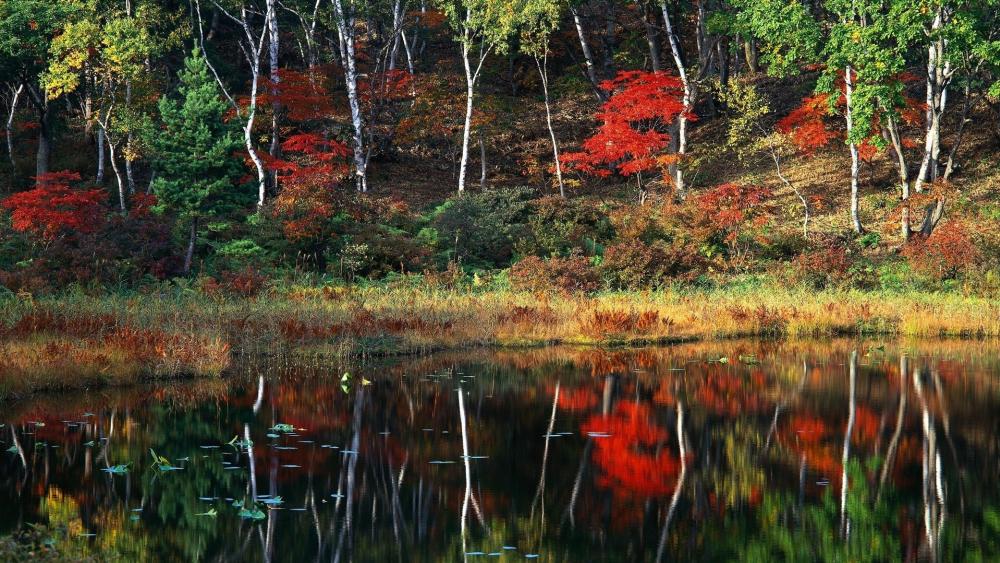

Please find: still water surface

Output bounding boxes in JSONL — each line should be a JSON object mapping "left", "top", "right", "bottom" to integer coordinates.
{"left": 2, "top": 340, "right": 999, "bottom": 561}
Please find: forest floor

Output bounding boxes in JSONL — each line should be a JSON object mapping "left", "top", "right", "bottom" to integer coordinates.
{"left": 2, "top": 286, "right": 998, "bottom": 400}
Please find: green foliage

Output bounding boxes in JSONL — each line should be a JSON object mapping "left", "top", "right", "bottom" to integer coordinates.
{"left": 149, "top": 50, "right": 248, "bottom": 222}
{"left": 429, "top": 187, "right": 534, "bottom": 268}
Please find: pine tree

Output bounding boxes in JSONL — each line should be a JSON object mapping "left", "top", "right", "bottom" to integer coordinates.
{"left": 149, "top": 50, "right": 248, "bottom": 274}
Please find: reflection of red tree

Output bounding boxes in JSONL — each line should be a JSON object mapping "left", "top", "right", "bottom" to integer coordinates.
{"left": 581, "top": 401, "right": 679, "bottom": 497}
{"left": 557, "top": 387, "right": 598, "bottom": 411}
{"left": 695, "top": 368, "right": 769, "bottom": 416}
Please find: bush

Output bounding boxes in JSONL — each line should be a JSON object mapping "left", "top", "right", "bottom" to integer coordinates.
{"left": 430, "top": 187, "right": 534, "bottom": 268}
{"left": 790, "top": 241, "right": 854, "bottom": 289}
{"left": 902, "top": 221, "right": 980, "bottom": 281}
{"left": 517, "top": 196, "right": 613, "bottom": 257}
{"left": 600, "top": 241, "right": 703, "bottom": 289}
{"left": 509, "top": 253, "right": 600, "bottom": 293}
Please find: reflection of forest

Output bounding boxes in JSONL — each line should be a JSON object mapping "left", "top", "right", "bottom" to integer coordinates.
{"left": 2, "top": 339, "right": 999, "bottom": 561}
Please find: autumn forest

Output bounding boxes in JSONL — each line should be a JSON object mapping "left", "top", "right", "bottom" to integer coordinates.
{"left": 2, "top": 1, "right": 1000, "bottom": 560}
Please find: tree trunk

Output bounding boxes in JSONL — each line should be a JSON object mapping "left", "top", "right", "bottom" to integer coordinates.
{"left": 6, "top": 84, "right": 22, "bottom": 169}
{"left": 108, "top": 139, "right": 127, "bottom": 212}
{"left": 570, "top": 6, "right": 602, "bottom": 98}
{"left": 35, "top": 102, "right": 52, "bottom": 179}
{"left": 845, "top": 64, "right": 863, "bottom": 233}
{"left": 268, "top": 0, "right": 281, "bottom": 184}
{"left": 96, "top": 125, "right": 106, "bottom": 184}
{"left": 661, "top": 1, "right": 692, "bottom": 196}
{"left": 601, "top": 0, "right": 616, "bottom": 78}
{"left": 916, "top": 12, "right": 951, "bottom": 193}
{"left": 643, "top": 5, "right": 661, "bottom": 72}
{"left": 184, "top": 216, "right": 199, "bottom": 274}
{"left": 333, "top": 0, "right": 368, "bottom": 192}
{"left": 537, "top": 53, "right": 565, "bottom": 197}
{"left": 479, "top": 129, "right": 486, "bottom": 189}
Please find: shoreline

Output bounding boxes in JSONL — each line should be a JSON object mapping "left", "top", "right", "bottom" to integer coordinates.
{"left": 2, "top": 287, "right": 999, "bottom": 400}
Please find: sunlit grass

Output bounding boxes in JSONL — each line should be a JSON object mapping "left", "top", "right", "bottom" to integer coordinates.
{"left": 2, "top": 286, "right": 997, "bottom": 385}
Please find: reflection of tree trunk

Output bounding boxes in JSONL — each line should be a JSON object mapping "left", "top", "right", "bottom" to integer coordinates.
{"left": 531, "top": 382, "right": 559, "bottom": 521}
{"left": 655, "top": 401, "right": 687, "bottom": 563}
{"left": 931, "top": 368, "right": 965, "bottom": 518}
{"left": 334, "top": 387, "right": 365, "bottom": 563}
{"left": 913, "top": 366, "right": 946, "bottom": 559}
{"left": 253, "top": 376, "right": 265, "bottom": 414}
{"left": 10, "top": 426, "right": 26, "bottom": 468}
{"left": 840, "top": 350, "right": 857, "bottom": 537}
{"left": 458, "top": 385, "right": 472, "bottom": 557}
{"left": 245, "top": 423, "right": 258, "bottom": 501}
{"left": 561, "top": 439, "right": 592, "bottom": 528}
{"left": 878, "top": 354, "right": 908, "bottom": 503}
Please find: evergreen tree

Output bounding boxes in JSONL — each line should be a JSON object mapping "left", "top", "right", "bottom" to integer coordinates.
{"left": 150, "top": 49, "right": 248, "bottom": 274}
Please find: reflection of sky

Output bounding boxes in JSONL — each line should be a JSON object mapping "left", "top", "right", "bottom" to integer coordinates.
{"left": 2, "top": 340, "right": 1000, "bottom": 561}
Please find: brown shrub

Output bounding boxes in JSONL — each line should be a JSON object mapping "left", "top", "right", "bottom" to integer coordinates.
{"left": 600, "top": 241, "right": 703, "bottom": 289}
{"left": 509, "top": 253, "right": 601, "bottom": 293}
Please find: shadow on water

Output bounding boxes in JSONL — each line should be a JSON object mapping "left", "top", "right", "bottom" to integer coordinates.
{"left": 2, "top": 339, "right": 1000, "bottom": 561}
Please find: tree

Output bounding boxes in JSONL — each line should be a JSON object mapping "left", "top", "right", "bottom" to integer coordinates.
{"left": 561, "top": 70, "right": 687, "bottom": 201}
{"left": 44, "top": 10, "right": 157, "bottom": 212}
{"left": 520, "top": 0, "right": 565, "bottom": 197}
{"left": 438, "top": 0, "right": 517, "bottom": 192}
{"left": 149, "top": 50, "right": 248, "bottom": 274}
{"left": 0, "top": 0, "right": 82, "bottom": 177}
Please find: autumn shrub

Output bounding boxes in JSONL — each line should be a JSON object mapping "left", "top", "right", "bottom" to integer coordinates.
{"left": 329, "top": 224, "right": 430, "bottom": 280}
{"left": 692, "top": 183, "right": 774, "bottom": 268}
{"left": 509, "top": 253, "right": 601, "bottom": 293}
{"left": 790, "top": 240, "right": 854, "bottom": 289}
{"left": 902, "top": 221, "right": 981, "bottom": 281}
{"left": 600, "top": 241, "right": 703, "bottom": 289}
{"left": 428, "top": 186, "right": 534, "bottom": 268}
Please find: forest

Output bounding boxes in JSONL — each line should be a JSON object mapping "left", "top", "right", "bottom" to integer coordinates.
{"left": 0, "top": 0, "right": 997, "bottom": 294}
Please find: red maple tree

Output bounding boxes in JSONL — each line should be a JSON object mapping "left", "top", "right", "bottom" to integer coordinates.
{"left": 562, "top": 70, "right": 689, "bottom": 178}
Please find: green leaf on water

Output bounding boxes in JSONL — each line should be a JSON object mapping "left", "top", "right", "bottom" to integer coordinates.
{"left": 238, "top": 505, "right": 266, "bottom": 520}
{"left": 196, "top": 508, "right": 218, "bottom": 517}
{"left": 5, "top": 445, "right": 18, "bottom": 453}
{"left": 83, "top": 441, "right": 95, "bottom": 447}
{"left": 270, "top": 423, "right": 295, "bottom": 433}
{"left": 102, "top": 464, "right": 130, "bottom": 474}
{"left": 341, "top": 372, "right": 351, "bottom": 382}
{"left": 260, "top": 496, "right": 283, "bottom": 506}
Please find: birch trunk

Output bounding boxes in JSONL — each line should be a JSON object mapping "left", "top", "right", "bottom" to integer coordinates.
{"left": 661, "top": 1, "right": 692, "bottom": 195}
{"left": 333, "top": 0, "right": 368, "bottom": 192}
{"left": 5, "top": 85, "right": 20, "bottom": 168}
{"left": 268, "top": 0, "right": 281, "bottom": 186}
{"left": 845, "top": 64, "right": 863, "bottom": 233}
{"left": 536, "top": 53, "right": 565, "bottom": 197}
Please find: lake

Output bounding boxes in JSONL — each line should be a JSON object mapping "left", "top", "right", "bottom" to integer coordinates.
{"left": 2, "top": 340, "right": 999, "bottom": 561}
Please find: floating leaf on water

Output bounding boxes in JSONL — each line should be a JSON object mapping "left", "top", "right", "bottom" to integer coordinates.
{"left": 101, "top": 464, "right": 130, "bottom": 475}
{"left": 361, "top": 378, "right": 371, "bottom": 386}
{"left": 196, "top": 508, "right": 218, "bottom": 517}
{"left": 150, "top": 449, "right": 182, "bottom": 471}
{"left": 83, "top": 413, "right": 94, "bottom": 417}
{"left": 5, "top": 445, "right": 17, "bottom": 453}
{"left": 341, "top": 372, "right": 350, "bottom": 382}
{"left": 260, "top": 496, "right": 284, "bottom": 506}
{"left": 199, "top": 445, "right": 220, "bottom": 449}
{"left": 266, "top": 433, "right": 279, "bottom": 439}
{"left": 129, "top": 514, "right": 140, "bottom": 522}
{"left": 739, "top": 354, "right": 759, "bottom": 365}
{"left": 341, "top": 450, "right": 358, "bottom": 455}
{"left": 83, "top": 441, "right": 94, "bottom": 447}
{"left": 231, "top": 499, "right": 244, "bottom": 508}
{"left": 466, "top": 552, "right": 485, "bottom": 556}
{"left": 270, "top": 423, "right": 295, "bottom": 433}
{"left": 428, "top": 460, "right": 456, "bottom": 464}
{"left": 716, "top": 356, "right": 729, "bottom": 364}
{"left": 281, "top": 464, "right": 301, "bottom": 468}
{"left": 525, "top": 554, "right": 540, "bottom": 559}
{"left": 502, "top": 546, "right": 517, "bottom": 550}
{"left": 238, "top": 506, "right": 267, "bottom": 521}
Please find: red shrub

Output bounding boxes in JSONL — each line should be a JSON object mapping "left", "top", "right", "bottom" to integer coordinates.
{"left": 1, "top": 171, "right": 107, "bottom": 239}
{"left": 600, "top": 241, "right": 703, "bottom": 288}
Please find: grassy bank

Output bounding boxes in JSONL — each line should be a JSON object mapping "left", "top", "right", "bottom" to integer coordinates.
{"left": 2, "top": 285, "right": 999, "bottom": 399}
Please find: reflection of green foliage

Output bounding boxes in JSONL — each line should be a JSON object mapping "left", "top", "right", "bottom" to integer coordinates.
{"left": 709, "top": 420, "right": 765, "bottom": 507}
{"left": 740, "top": 462, "right": 900, "bottom": 562}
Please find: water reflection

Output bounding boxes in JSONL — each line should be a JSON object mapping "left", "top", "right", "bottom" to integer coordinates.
{"left": 2, "top": 340, "right": 1000, "bottom": 561}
